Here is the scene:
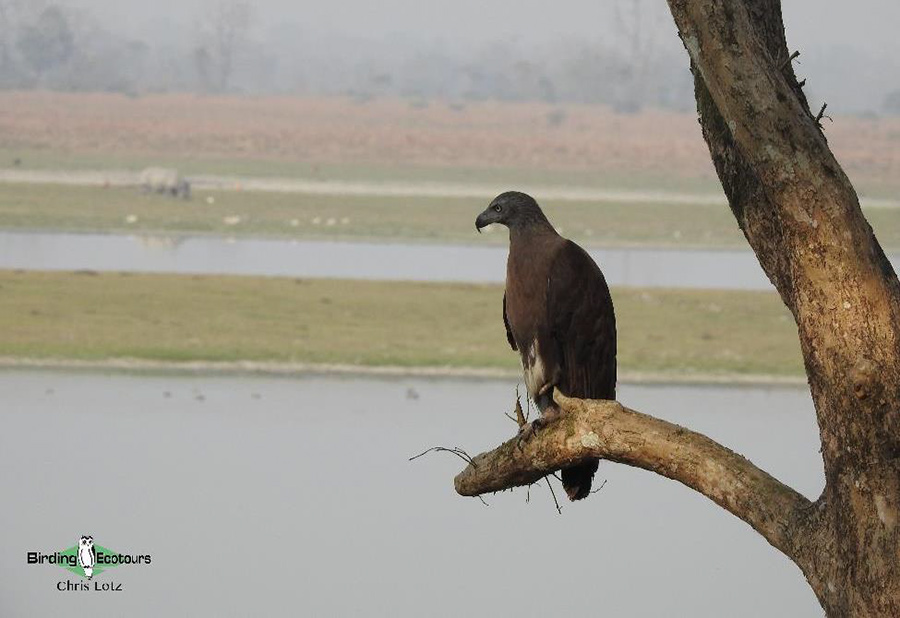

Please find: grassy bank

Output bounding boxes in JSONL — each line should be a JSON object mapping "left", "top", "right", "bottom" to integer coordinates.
{"left": 0, "top": 147, "right": 724, "bottom": 196}
{"left": 0, "top": 183, "right": 755, "bottom": 247}
{"left": 3, "top": 183, "right": 900, "bottom": 249}
{"left": 0, "top": 270, "right": 804, "bottom": 378}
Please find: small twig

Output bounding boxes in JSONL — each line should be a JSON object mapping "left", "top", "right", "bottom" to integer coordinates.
{"left": 779, "top": 50, "right": 800, "bottom": 70}
{"left": 545, "top": 476, "right": 563, "bottom": 515}
{"left": 815, "top": 102, "right": 832, "bottom": 127}
{"left": 409, "top": 446, "right": 477, "bottom": 468}
{"left": 589, "top": 479, "right": 608, "bottom": 495}
{"left": 515, "top": 388, "right": 526, "bottom": 428}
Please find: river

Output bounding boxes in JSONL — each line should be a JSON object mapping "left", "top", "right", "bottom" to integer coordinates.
{"left": 0, "top": 370, "right": 823, "bottom": 616}
{"left": 0, "top": 230, "right": 815, "bottom": 289}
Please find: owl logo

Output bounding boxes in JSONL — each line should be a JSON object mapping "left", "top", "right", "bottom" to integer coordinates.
{"left": 78, "top": 536, "right": 96, "bottom": 579}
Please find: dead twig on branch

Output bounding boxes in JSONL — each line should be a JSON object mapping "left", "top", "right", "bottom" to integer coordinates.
{"left": 522, "top": 476, "right": 563, "bottom": 514}
{"left": 505, "top": 388, "right": 529, "bottom": 428}
{"left": 544, "top": 476, "right": 563, "bottom": 515}
{"left": 515, "top": 391, "right": 527, "bottom": 427}
{"left": 589, "top": 479, "right": 608, "bottom": 495}
{"left": 410, "top": 446, "right": 477, "bottom": 467}
{"left": 815, "top": 102, "right": 832, "bottom": 127}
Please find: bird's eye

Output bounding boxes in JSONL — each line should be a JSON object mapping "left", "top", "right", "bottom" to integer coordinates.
{"left": 493, "top": 204, "right": 502, "bottom": 212}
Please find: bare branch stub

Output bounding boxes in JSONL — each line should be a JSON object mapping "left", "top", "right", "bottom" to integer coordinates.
{"left": 814, "top": 102, "right": 833, "bottom": 127}
{"left": 780, "top": 49, "right": 800, "bottom": 70}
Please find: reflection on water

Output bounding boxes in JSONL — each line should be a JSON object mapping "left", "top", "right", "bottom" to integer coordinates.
{"left": 0, "top": 230, "right": 798, "bottom": 289}
{"left": 135, "top": 235, "right": 186, "bottom": 250}
{"left": 0, "top": 370, "right": 823, "bottom": 617}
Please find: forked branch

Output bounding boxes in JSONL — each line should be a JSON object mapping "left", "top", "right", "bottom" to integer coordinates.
{"left": 455, "top": 390, "right": 813, "bottom": 560}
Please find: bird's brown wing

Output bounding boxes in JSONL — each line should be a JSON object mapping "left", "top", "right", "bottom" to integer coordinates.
{"left": 503, "top": 292, "right": 517, "bottom": 351}
{"left": 546, "top": 239, "right": 617, "bottom": 400}
{"left": 546, "top": 239, "right": 616, "bottom": 500}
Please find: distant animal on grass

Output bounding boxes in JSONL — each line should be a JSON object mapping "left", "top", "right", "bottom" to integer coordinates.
{"left": 139, "top": 167, "right": 191, "bottom": 199}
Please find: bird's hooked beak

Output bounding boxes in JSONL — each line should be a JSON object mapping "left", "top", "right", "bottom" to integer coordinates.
{"left": 475, "top": 207, "right": 499, "bottom": 233}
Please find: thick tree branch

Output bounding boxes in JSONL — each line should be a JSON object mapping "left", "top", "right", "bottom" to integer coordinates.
{"left": 455, "top": 391, "right": 813, "bottom": 560}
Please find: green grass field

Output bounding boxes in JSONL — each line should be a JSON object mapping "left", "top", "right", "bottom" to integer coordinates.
{"left": 3, "top": 183, "right": 900, "bottom": 249}
{"left": 0, "top": 270, "right": 804, "bottom": 378}
{"left": 0, "top": 146, "right": 731, "bottom": 195}
{"left": 0, "top": 183, "right": 753, "bottom": 247}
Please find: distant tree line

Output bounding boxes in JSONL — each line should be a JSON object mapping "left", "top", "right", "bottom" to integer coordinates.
{"left": 0, "top": 0, "right": 696, "bottom": 112}
{"left": 0, "top": 0, "right": 897, "bottom": 116}
{"left": 0, "top": 0, "right": 257, "bottom": 95}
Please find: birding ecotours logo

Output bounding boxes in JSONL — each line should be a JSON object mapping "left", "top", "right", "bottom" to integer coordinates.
{"left": 26, "top": 536, "right": 152, "bottom": 584}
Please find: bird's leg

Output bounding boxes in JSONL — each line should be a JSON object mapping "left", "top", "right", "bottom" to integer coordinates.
{"left": 535, "top": 403, "right": 562, "bottom": 429}
{"left": 516, "top": 386, "right": 561, "bottom": 446}
{"left": 537, "top": 379, "right": 555, "bottom": 399}
{"left": 516, "top": 405, "right": 562, "bottom": 445}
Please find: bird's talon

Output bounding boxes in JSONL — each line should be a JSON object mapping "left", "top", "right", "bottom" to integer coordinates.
{"left": 516, "top": 422, "right": 533, "bottom": 447}
{"left": 516, "top": 417, "right": 547, "bottom": 448}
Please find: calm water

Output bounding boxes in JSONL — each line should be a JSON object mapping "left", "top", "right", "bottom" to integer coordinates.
{"left": 0, "top": 370, "right": 823, "bottom": 616}
{"left": 0, "top": 231, "right": 791, "bottom": 289}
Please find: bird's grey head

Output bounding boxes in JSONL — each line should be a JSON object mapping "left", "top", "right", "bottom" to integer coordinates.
{"left": 475, "top": 191, "right": 551, "bottom": 233}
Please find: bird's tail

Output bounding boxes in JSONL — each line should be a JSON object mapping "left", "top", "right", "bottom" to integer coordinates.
{"left": 561, "top": 458, "right": 600, "bottom": 501}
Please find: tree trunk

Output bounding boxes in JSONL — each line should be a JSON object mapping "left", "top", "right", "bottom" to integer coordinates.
{"left": 452, "top": 1, "right": 900, "bottom": 615}
{"left": 668, "top": 0, "right": 900, "bottom": 613}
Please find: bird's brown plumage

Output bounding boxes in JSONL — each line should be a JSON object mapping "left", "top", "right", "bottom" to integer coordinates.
{"left": 478, "top": 191, "right": 617, "bottom": 500}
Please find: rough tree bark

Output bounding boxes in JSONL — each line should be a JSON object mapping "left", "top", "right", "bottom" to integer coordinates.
{"left": 453, "top": 1, "right": 900, "bottom": 615}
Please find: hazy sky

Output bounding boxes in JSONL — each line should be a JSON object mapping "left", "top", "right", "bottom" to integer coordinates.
{"left": 59, "top": 0, "right": 900, "bottom": 57}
